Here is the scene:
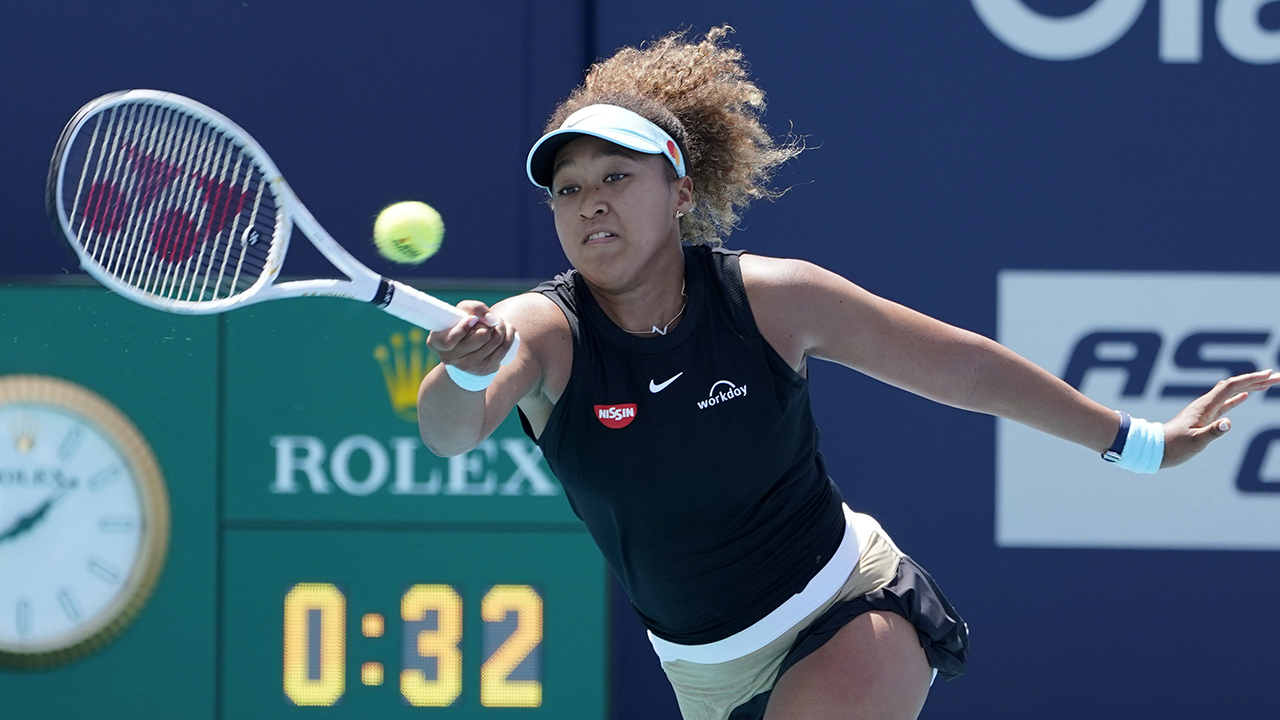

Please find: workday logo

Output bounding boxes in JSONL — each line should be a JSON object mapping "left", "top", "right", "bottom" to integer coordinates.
{"left": 997, "top": 271, "right": 1280, "bottom": 550}
{"left": 972, "top": 0, "right": 1280, "bottom": 63}
{"left": 697, "top": 380, "right": 748, "bottom": 410}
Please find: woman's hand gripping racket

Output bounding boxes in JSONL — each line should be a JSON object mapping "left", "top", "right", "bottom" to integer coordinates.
{"left": 46, "top": 89, "right": 518, "bottom": 365}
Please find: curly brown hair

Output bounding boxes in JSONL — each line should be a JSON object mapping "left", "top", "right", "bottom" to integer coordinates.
{"left": 544, "top": 26, "right": 802, "bottom": 246}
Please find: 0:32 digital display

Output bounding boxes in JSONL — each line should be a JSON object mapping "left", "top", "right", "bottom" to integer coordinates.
{"left": 219, "top": 528, "right": 606, "bottom": 719}
{"left": 282, "top": 582, "right": 543, "bottom": 708}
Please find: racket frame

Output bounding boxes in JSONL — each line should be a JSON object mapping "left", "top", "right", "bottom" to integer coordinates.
{"left": 48, "top": 90, "right": 469, "bottom": 334}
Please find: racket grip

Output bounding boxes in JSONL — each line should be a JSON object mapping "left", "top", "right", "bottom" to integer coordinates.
{"left": 378, "top": 279, "right": 468, "bottom": 331}
{"left": 378, "top": 278, "right": 521, "bottom": 365}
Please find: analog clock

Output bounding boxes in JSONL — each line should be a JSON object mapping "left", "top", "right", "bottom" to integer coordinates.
{"left": 0, "top": 375, "right": 169, "bottom": 668}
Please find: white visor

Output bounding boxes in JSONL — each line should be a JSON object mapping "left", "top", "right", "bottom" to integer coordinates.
{"left": 526, "top": 104, "right": 687, "bottom": 191}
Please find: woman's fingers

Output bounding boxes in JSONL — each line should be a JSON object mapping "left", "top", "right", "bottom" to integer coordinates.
{"left": 1161, "top": 370, "right": 1279, "bottom": 468}
{"left": 1217, "top": 391, "right": 1251, "bottom": 417}
{"left": 426, "top": 301, "right": 510, "bottom": 373}
{"left": 435, "top": 315, "right": 479, "bottom": 352}
{"left": 1254, "top": 371, "right": 1280, "bottom": 390}
{"left": 1196, "top": 370, "right": 1276, "bottom": 419}
{"left": 474, "top": 321, "right": 519, "bottom": 369}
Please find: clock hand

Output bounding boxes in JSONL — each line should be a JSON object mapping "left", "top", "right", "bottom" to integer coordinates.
{"left": 0, "top": 486, "right": 72, "bottom": 545}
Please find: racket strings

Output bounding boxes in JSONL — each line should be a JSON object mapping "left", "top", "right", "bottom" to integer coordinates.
{"left": 144, "top": 111, "right": 222, "bottom": 298}
{"left": 63, "top": 101, "right": 277, "bottom": 304}
{"left": 131, "top": 107, "right": 266, "bottom": 301}
{"left": 123, "top": 105, "right": 193, "bottom": 293}
{"left": 100, "top": 104, "right": 182, "bottom": 286}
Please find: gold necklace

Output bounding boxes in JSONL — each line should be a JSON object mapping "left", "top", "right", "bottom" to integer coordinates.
{"left": 621, "top": 280, "right": 687, "bottom": 336}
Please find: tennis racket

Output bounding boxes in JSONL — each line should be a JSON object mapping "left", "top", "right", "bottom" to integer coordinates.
{"left": 47, "top": 89, "right": 517, "bottom": 362}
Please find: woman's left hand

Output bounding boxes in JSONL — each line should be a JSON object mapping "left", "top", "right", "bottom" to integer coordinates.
{"left": 1161, "top": 369, "right": 1280, "bottom": 469}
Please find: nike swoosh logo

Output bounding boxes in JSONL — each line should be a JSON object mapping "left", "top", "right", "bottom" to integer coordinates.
{"left": 649, "top": 372, "right": 684, "bottom": 393}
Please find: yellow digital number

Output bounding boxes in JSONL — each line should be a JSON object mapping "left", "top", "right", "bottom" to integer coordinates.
{"left": 480, "top": 585, "right": 544, "bottom": 708}
{"left": 400, "top": 584, "right": 463, "bottom": 707}
{"left": 283, "top": 583, "right": 346, "bottom": 706}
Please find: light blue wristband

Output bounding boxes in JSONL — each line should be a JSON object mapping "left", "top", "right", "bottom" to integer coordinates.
{"left": 1114, "top": 417, "right": 1164, "bottom": 474}
{"left": 439, "top": 332, "right": 521, "bottom": 392}
{"left": 444, "top": 363, "right": 497, "bottom": 392}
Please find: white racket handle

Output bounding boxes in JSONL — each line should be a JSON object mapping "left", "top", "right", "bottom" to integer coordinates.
{"left": 379, "top": 279, "right": 520, "bottom": 365}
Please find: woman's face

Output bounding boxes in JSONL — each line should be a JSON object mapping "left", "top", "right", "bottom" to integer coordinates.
{"left": 549, "top": 136, "right": 690, "bottom": 290}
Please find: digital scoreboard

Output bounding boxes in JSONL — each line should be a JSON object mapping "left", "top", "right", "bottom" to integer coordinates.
{"left": 0, "top": 286, "right": 608, "bottom": 720}
{"left": 221, "top": 528, "right": 604, "bottom": 718}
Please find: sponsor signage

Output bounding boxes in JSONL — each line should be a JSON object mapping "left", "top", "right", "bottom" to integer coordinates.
{"left": 697, "top": 380, "right": 748, "bottom": 410}
{"left": 972, "top": 0, "right": 1280, "bottom": 64}
{"left": 997, "top": 271, "right": 1280, "bottom": 549}
{"left": 221, "top": 290, "right": 575, "bottom": 525}
{"left": 212, "top": 289, "right": 605, "bottom": 717}
{"left": 594, "top": 404, "right": 637, "bottom": 429}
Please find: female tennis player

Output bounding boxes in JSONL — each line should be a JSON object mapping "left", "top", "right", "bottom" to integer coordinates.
{"left": 416, "top": 27, "right": 1280, "bottom": 720}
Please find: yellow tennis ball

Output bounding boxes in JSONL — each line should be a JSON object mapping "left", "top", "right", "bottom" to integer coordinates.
{"left": 373, "top": 201, "right": 444, "bottom": 264}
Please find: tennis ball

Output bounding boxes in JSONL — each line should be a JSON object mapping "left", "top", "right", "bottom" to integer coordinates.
{"left": 373, "top": 201, "right": 444, "bottom": 264}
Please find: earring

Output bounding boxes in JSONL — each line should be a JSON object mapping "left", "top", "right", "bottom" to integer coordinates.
{"left": 676, "top": 211, "right": 685, "bottom": 218}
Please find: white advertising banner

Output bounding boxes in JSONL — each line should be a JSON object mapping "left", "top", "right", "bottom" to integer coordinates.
{"left": 997, "top": 271, "right": 1280, "bottom": 549}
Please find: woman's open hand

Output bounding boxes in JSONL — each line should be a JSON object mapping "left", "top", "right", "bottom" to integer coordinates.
{"left": 1161, "top": 369, "right": 1280, "bottom": 468}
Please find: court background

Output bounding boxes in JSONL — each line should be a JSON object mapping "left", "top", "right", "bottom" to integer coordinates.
{"left": 3, "top": 1, "right": 1278, "bottom": 718}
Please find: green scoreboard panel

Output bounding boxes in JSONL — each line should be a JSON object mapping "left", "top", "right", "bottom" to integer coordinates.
{"left": 0, "top": 284, "right": 607, "bottom": 720}
{"left": 221, "top": 529, "right": 602, "bottom": 716}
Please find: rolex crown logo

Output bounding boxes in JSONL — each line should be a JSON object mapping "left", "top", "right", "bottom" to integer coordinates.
{"left": 374, "top": 328, "right": 438, "bottom": 422}
{"left": 9, "top": 412, "right": 38, "bottom": 454}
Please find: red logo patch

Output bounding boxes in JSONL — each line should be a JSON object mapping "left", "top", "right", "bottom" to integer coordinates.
{"left": 594, "top": 404, "right": 637, "bottom": 429}
{"left": 665, "top": 139, "right": 681, "bottom": 168}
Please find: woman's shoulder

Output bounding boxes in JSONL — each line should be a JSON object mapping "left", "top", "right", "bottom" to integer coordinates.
{"left": 525, "top": 268, "right": 581, "bottom": 304}
{"left": 737, "top": 251, "right": 824, "bottom": 294}
{"left": 733, "top": 252, "right": 833, "bottom": 373}
{"left": 489, "top": 290, "right": 572, "bottom": 396}
{"left": 493, "top": 290, "right": 572, "bottom": 354}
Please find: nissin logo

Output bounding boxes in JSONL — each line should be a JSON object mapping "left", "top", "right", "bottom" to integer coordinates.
{"left": 972, "top": 0, "right": 1280, "bottom": 64}
{"left": 595, "top": 404, "right": 637, "bottom": 429}
{"left": 1065, "top": 330, "right": 1280, "bottom": 492}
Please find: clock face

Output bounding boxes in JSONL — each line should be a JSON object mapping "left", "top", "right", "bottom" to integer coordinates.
{"left": 0, "top": 375, "right": 168, "bottom": 667}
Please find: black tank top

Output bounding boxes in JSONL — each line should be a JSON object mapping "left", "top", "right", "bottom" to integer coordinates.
{"left": 521, "top": 244, "right": 846, "bottom": 644}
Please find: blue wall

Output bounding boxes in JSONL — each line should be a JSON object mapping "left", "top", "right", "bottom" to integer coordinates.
{"left": 1, "top": 0, "right": 588, "bottom": 281}
{"left": 592, "top": 6, "right": 1280, "bottom": 718}
{"left": 5, "top": 2, "right": 1280, "bottom": 719}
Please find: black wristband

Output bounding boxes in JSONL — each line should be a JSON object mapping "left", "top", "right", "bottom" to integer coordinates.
{"left": 1102, "top": 411, "right": 1131, "bottom": 463}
